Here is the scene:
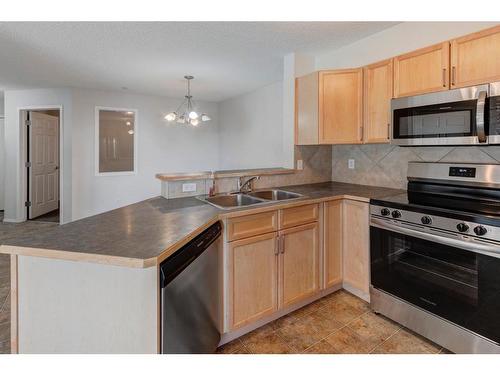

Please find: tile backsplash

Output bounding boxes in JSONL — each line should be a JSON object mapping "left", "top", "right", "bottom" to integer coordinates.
{"left": 332, "top": 144, "right": 500, "bottom": 189}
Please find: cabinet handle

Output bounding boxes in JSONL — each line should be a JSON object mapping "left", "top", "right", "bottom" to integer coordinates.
{"left": 442, "top": 68, "right": 447, "bottom": 87}
{"left": 275, "top": 236, "right": 279, "bottom": 255}
{"left": 387, "top": 123, "right": 391, "bottom": 140}
{"left": 451, "top": 66, "right": 456, "bottom": 86}
{"left": 359, "top": 126, "right": 364, "bottom": 142}
{"left": 280, "top": 236, "right": 285, "bottom": 254}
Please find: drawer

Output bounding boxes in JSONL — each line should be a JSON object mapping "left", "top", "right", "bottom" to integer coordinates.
{"left": 279, "top": 203, "right": 319, "bottom": 229}
{"left": 227, "top": 211, "right": 278, "bottom": 242}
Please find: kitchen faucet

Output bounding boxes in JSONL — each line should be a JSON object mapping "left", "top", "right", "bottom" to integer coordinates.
{"left": 238, "top": 176, "right": 260, "bottom": 193}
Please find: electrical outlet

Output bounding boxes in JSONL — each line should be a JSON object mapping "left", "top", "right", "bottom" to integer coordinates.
{"left": 182, "top": 183, "right": 197, "bottom": 192}
{"left": 296, "top": 159, "right": 304, "bottom": 170}
{"left": 348, "top": 159, "right": 355, "bottom": 169}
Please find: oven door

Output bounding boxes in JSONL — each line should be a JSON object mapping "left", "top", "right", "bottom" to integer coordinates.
{"left": 391, "top": 84, "right": 489, "bottom": 146}
{"left": 370, "top": 220, "right": 500, "bottom": 344}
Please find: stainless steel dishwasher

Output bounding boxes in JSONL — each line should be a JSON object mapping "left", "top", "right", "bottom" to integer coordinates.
{"left": 160, "top": 221, "right": 222, "bottom": 354}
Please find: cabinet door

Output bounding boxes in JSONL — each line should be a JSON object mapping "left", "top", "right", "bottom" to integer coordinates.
{"left": 451, "top": 25, "right": 500, "bottom": 88}
{"left": 363, "top": 59, "right": 393, "bottom": 143}
{"left": 228, "top": 232, "right": 278, "bottom": 330}
{"left": 295, "top": 72, "right": 319, "bottom": 145}
{"left": 342, "top": 200, "right": 370, "bottom": 298}
{"left": 324, "top": 200, "right": 343, "bottom": 289}
{"left": 319, "top": 69, "right": 363, "bottom": 144}
{"left": 394, "top": 42, "right": 450, "bottom": 98}
{"left": 279, "top": 222, "right": 320, "bottom": 308}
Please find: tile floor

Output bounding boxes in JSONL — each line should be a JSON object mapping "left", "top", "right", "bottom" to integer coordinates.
{"left": 217, "top": 290, "right": 451, "bottom": 354}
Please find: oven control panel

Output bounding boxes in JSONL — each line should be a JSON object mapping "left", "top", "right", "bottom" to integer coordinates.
{"left": 449, "top": 166, "right": 476, "bottom": 178}
{"left": 370, "top": 204, "right": 500, "bottom": 245}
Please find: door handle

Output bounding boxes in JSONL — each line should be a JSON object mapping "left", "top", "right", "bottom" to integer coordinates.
{"left": 55, "top": 166, "right": 59, "bottom": 170}
{"left": 476, "top": 90, "right": 487, "bottom": 143}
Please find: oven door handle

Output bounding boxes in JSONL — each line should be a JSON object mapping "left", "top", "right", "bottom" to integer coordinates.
{"left": 476, "top": 90, "right": 488, "bottom": 143}
{"left": 371, "top": 217, "right": 500, "bottom": 259}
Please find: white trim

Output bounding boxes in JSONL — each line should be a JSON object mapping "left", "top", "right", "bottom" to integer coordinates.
{"left": 18, "top": 105, "right": 63, "bottom": 225}
{"left": 94, "top": 106, "right": 138, "bottom": 177}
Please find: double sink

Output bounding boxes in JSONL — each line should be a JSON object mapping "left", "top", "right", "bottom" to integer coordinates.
{"left": 198, "top": 189, "right": 304, "bottom": 210}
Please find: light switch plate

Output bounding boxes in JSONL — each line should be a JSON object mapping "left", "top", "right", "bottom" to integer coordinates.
{"left": 182, "top": 183, "right": 197, "bottom": 192}
{"left": 348, "top": 159, "right": 355, "bottom": 169}
{"left": 296, "top": 159, "right": 303, "bottom": 170}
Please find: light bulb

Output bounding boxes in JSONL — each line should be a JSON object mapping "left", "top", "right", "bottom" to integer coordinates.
{"left": 201, "top": 114, "right": 211, "bottom": 122}
{"left": 164, "top": 112, "right": 177, "bottom": 122}
{"left": 128, "top": 129, "right": 134, "bottom": 135}
{"left": 126, "top": 111, "right": 134, "bottom": 115}
{"left": 126, "top": 121, "right": 131, "bottom": 126}
{"left": 188, "top": 111, "right": 199, "bottom": 120}
{"left": 191, "top": 118, "right": 199, "bottom": 126}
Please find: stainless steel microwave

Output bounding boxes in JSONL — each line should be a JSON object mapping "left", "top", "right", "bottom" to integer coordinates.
{"left": 391, "top": 82, "right": 500, "bottom": 146}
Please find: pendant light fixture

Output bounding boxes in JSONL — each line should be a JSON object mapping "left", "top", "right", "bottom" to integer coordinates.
{"left": 164, "top": 75, "right": 211, "bottom": 126}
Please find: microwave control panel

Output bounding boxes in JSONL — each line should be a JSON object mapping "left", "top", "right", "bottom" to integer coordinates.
{"left": 490, "top": 95, "right": 500, "bottom": 135}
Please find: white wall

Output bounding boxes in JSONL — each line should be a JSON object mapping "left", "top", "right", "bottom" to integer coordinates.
{"left": 218, "top": 81, "right": 283, "bottom": 169}
{"left": 71, "top": 88, "right": 219, "bottom": 220}
{"left": 315, "top": 22, "right": 499, "bottom": 69}
{"left": 3, "top": 89, "right": 73, "bottom": 223}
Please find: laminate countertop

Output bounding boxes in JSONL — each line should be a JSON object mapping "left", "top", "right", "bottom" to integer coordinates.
{"left": 0, "top": 182, "right": 404, "bottom": 268}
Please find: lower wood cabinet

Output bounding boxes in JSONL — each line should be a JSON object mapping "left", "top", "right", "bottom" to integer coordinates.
{"left": 280, "top": 222, "right": 320, "bottom": 308}
{"left": 323, "top": 200, "right": 343, "bottom": 289}
{"left": 342, "top": 200, "right": 370, "bottom": 297}
{"left": 227, "top": 232, "right": 279, "bottom": 330}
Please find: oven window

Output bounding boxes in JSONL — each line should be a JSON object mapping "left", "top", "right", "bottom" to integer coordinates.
{"left": 371, "top": 226, "right": 500, "bottom": 344}
{"left": 393, "top": 99, "right": 476, "bottom": 139}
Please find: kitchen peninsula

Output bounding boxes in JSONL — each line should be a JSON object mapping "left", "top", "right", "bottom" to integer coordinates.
{"left": 0, "top": 181, "right": 402, "bottom": 354}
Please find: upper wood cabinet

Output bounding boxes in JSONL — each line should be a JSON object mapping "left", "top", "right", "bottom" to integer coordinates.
{"left": 393, "top": 42, "right": 450, "bottom": 98}
{"left": 450, "top": 25, "right": 500, "bottom": 88}
{"left": 295, "top": 69, "right": 363, "bottom": 145}
{"left": 227, "top": 232, "right": 278, "bottom": 330}
{"left": 342, "top": 200, "right": 370, "bottom": 300}
{"left": 319, "top": 69, "right": 363, "bottom": 144}
{"left": 295, "top": 72, "right": 319, "bottom": 145}
{"left": 363, "top": 59, "right": 393, "bottom": 143}
{"left": 279, "top": 222, "right": 320, "bottom": 308}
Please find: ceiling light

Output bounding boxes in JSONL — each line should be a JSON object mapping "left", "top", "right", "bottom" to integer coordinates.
{"left": 128, "top": 129, "right": 134, "bottom": 135}
{"left": 126, "top": 111, "right": 133, "bottom": 115}
{"left": 165, "top": 76, "right": 210, "bottom": 127}
{"left": 164, "top": 112, "right": 177, "bottom": 122}
{"left": 126, "top": 121, "right": 131, "bottom": 126}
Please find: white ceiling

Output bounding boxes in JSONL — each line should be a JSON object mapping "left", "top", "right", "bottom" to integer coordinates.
{"left": 0, "top": 22, "right": 398, "bottom": 102}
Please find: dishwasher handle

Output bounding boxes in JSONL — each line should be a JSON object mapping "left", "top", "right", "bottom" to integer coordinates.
{"left": 160, "top": 221, "right": 222, "bottom": 288}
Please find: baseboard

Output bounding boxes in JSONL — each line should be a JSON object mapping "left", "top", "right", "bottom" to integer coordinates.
{"left": 342, "top": 282, "right": 370, "bottom": 303}
{"left": 2, "top": 218, "right": 25, "bottom": 223}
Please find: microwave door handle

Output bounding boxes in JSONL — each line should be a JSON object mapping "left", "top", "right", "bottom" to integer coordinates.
{"left": 476, "top": 90, "right": 487, "bottom": 143}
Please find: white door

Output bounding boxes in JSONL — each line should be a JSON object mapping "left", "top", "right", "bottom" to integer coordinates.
{"left": 29, "top": 112, "right": 59, "bottom": 219}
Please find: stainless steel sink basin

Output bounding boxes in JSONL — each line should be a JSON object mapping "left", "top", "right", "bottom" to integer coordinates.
{"left": 202, "top": 193, "right": 266, "bottom": 209}
{"left": 199, "top": 189, "right": 305, "bottom": 209}
{"left": 248, "top": 189, "right": 303, "bottom": 201}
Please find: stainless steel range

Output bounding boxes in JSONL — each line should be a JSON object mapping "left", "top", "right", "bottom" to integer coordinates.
{"left": 370, "top": 162, "right": 500, "bottom": 354}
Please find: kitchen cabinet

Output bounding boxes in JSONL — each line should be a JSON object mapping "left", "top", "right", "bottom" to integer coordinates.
{"left": 279, "top": 203, "right": 319, "bottom": 229}
{"left": 323, "top": 200, "right": 343, "bottom": 289}
{"left": 227, "top": 232, "right": 279, "bottom": 330}
{"left": 342, "top": 200, "right": 370, "bottom": 299}
{"left": 279, "top": 222, "right": 320, "bottom": 308}
{"left": 226, "top": 211, "right": 277, "bottom": 242}
{"left": 363, "top": 59, "right": 393, "bottom": 143}
{"left": 319, "top": 69, "right": 363, "bottom": 144}
{"left": 295, "top": 69, "right": 363, "bottom": 145}
{"left": 393, "top": 42, "right": 450, "bottom": 98}
{"left": 450, "top": 25, "right": 500, "bottom": 88}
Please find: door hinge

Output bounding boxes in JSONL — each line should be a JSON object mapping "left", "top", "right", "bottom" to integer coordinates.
{"left": 25, "top": 201, "right": 32, "bottom": 207}
{"left": 25, "top": 120, "right": 31, "bottom": 127}
{"left": 25, "top": 162, "right": 31, "bottom": 168}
